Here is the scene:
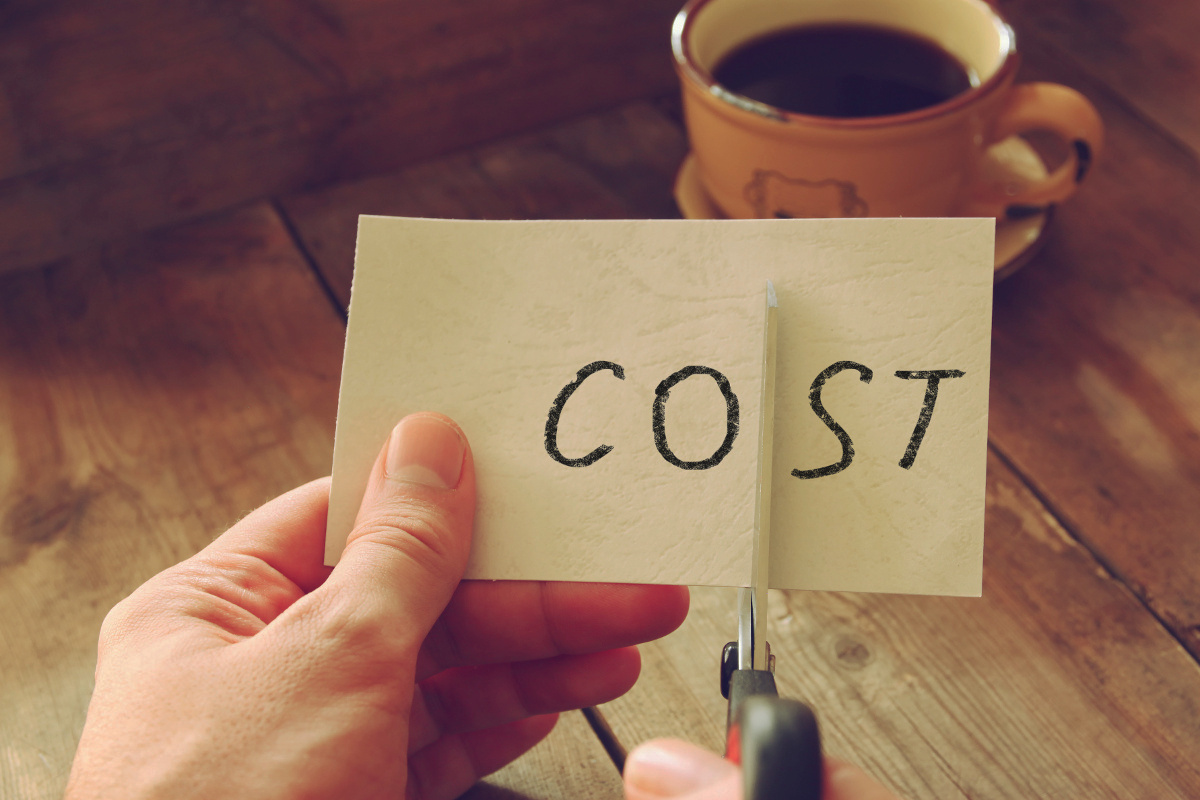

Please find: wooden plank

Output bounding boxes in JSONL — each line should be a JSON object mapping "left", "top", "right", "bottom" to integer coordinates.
{"left": 0, "top": 0, "right": 681, "bottom": 273}
{"left": 999, "top": 0, "right": 1200, "bottom": 156}
{"left": 0, "top": 204, "right": 621, "bottom": 798}
{"left": 985, "top": 30, "right": 1200, "bottom": 657}
{"left": 598, "top": 451, "right": 1200, "bottom": 798}
{"left": 279, "top": 101, "right": 687, "bottom": 307}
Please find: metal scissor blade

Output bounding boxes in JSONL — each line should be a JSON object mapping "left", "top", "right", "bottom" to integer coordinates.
{"left": 739, "top": 280, "right": 778, "bottom": 671}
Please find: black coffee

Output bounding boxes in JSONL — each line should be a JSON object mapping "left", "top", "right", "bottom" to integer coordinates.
{"left": 713, "top": 23, "right": 974, "bottom": 118}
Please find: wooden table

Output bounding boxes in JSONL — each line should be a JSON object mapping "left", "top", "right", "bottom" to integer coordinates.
{"left": 2, "top": 1, "right": 1198, "bottom": 797}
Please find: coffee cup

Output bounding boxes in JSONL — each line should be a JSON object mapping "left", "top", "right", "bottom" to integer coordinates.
{"left": 671, "top": 0, "right": 1104, "bottom": 221}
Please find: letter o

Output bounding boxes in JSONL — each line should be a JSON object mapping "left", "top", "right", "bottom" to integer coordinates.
{"left": 652, "top": 366, "right": 740, "bottom": 470}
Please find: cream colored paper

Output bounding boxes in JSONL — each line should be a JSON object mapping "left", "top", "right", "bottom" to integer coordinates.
{"left": 326, "top": 217, "right": 993, "bottom": 596}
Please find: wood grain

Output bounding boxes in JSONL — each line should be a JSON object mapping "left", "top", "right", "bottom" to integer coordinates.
{"left": 279, "top": 101, "right": 687, "bottom": 308}
{"left": 598, "top": 451, "right": 1200, "bottom": 798}
{"left": 0, "top": 204, "right": 343, "bottom": 797}
{"left": 0, "top": 204, "right": 621, "bottom": 799}
{"left": 984, "top": 25, "right": 1200, "bottom": 657}
{"left": 1000, "top": 0, "right": 1200, "bottom": 155}
{"left": 0, "top": 0, "right": 682, "bottom": 273}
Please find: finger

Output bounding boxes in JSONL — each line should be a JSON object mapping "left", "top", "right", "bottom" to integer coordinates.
{"left": 824, "top": 757, "right": 902, "bottom": 800}
{"left": 408, "top": 646, "right": 640, "bottom": 753}
{"left": 624, "top": 739, "right": 740, "bottom": 800}
{"left": 407, "top": 714, "right": 558, "bottom": 800}
{"left": 201, "top": 477, "right": 335, "bottom": 593}
{"left": 321, "top": 413, "right": 475, "bottom": 647}
{"left": 417, "top": 581, "right": 688, "bottom": 678}
{"left": 624, "top": 742, "right": 903, "bottom": 800}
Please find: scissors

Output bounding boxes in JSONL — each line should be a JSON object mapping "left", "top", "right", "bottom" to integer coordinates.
{"left": 719, "top": 282, "right": 823, "bottom": 800}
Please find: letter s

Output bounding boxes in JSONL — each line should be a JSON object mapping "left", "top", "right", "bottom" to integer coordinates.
{"left": 791, "top": 361, "right": 873, "bottom": 479}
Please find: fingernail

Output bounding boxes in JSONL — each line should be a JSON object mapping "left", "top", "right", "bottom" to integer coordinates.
{"left": 625, "top": 740, "right": 736, "bottom": 797}
{"left": 385, "top": 415, "right": 465, "bottom": 489}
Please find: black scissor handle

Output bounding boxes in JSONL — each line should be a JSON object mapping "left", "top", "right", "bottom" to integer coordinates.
{"left": 723, "top": 642, "right": 823, "bottom": 800}
{"left": 727, "top": 692, "right": 823, "bottom": 800}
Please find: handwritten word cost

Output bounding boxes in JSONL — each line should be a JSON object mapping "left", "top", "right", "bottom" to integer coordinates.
{"left": 544, "top": 360, "right": 964, "bottom": 477}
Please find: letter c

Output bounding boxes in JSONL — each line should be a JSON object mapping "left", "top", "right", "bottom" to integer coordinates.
{"left": 545, "top": 361, "right": 625, "bottom": 467}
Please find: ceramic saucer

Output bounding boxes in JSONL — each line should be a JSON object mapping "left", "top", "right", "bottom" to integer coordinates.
{"left": 673, "top": 137, "right": 1052, "bottom": 281}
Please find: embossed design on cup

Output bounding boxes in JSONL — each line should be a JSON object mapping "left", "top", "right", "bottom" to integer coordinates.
{"left": 744, "top": 172, "right": 869, "bottom": 219}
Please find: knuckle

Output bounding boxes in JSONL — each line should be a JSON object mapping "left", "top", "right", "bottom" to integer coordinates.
{"left": 349, "top": 498, "right": 465, "bottom": 574}
{"left": 509, "top": 663, "right": 539, "bottom": 716}
{"left": 406, "top": 764, "right": 427, "bottom": 800}
{"left": 306, "top": 590, "right": 412, "bottom": 674}
{"left": 312, "top": 589, "right": 388, "bottom": 647}
{"left": 414, "top": 682, "right": 448, "bottom": 739}
{"left": 194, "top": 550, "right": 271, "bottom": 591}
{"left": 97, "top": 582, "right": 161, "bottom": 645}
{"left": 96, "top": 596, "right": 133, "bottom": 653}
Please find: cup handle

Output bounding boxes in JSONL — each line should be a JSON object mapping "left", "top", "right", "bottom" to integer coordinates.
{"left": 964, "top": 82, "right": 1104, "bottom": 218}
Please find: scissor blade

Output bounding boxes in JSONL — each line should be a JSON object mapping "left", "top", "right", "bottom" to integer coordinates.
{"left": 740, "top": 280, "right": 778, "bottom": 671}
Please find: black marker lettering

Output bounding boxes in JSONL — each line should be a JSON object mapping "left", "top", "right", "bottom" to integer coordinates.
{"left": 545, "top": 361, "right": 625, "bottom": 467}
{"left": 894, "top": 370, "right": 965, "bottom": 469}
{"left": 792, "top": 361, "right": 873, "bottom": 479}
{"left": 652, "top": 366, "right": 740, "bottom": 470}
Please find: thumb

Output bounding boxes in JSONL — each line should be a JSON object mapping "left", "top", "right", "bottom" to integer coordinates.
{"left": 625, "top": 741, "right": 902, "bottom": 800}
{"left": 324, "top": 412, "right": 475, "bottom": 638}
{"left": 624, "top": 740, "right": 741, "bottom": 800}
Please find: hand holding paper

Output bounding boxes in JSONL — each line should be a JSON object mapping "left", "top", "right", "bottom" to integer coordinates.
{"left": 67, "top": 414, "right": 689, "bottom": 800}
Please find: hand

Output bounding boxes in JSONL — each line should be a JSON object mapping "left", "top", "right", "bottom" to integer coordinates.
{"left": 66, "top": 412, "right": 689, "bottom": 800}
{"left": 625, "top": 740, "right": 901, "bottom": 800}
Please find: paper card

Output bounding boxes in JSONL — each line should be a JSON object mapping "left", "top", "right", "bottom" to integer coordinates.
{"left": 325, "top": 217, "right": 993, "bottom": 596}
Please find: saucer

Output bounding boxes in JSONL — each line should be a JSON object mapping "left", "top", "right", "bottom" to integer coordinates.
{"left": 673, "top": 137, "right": 1052, "bottom": 281}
